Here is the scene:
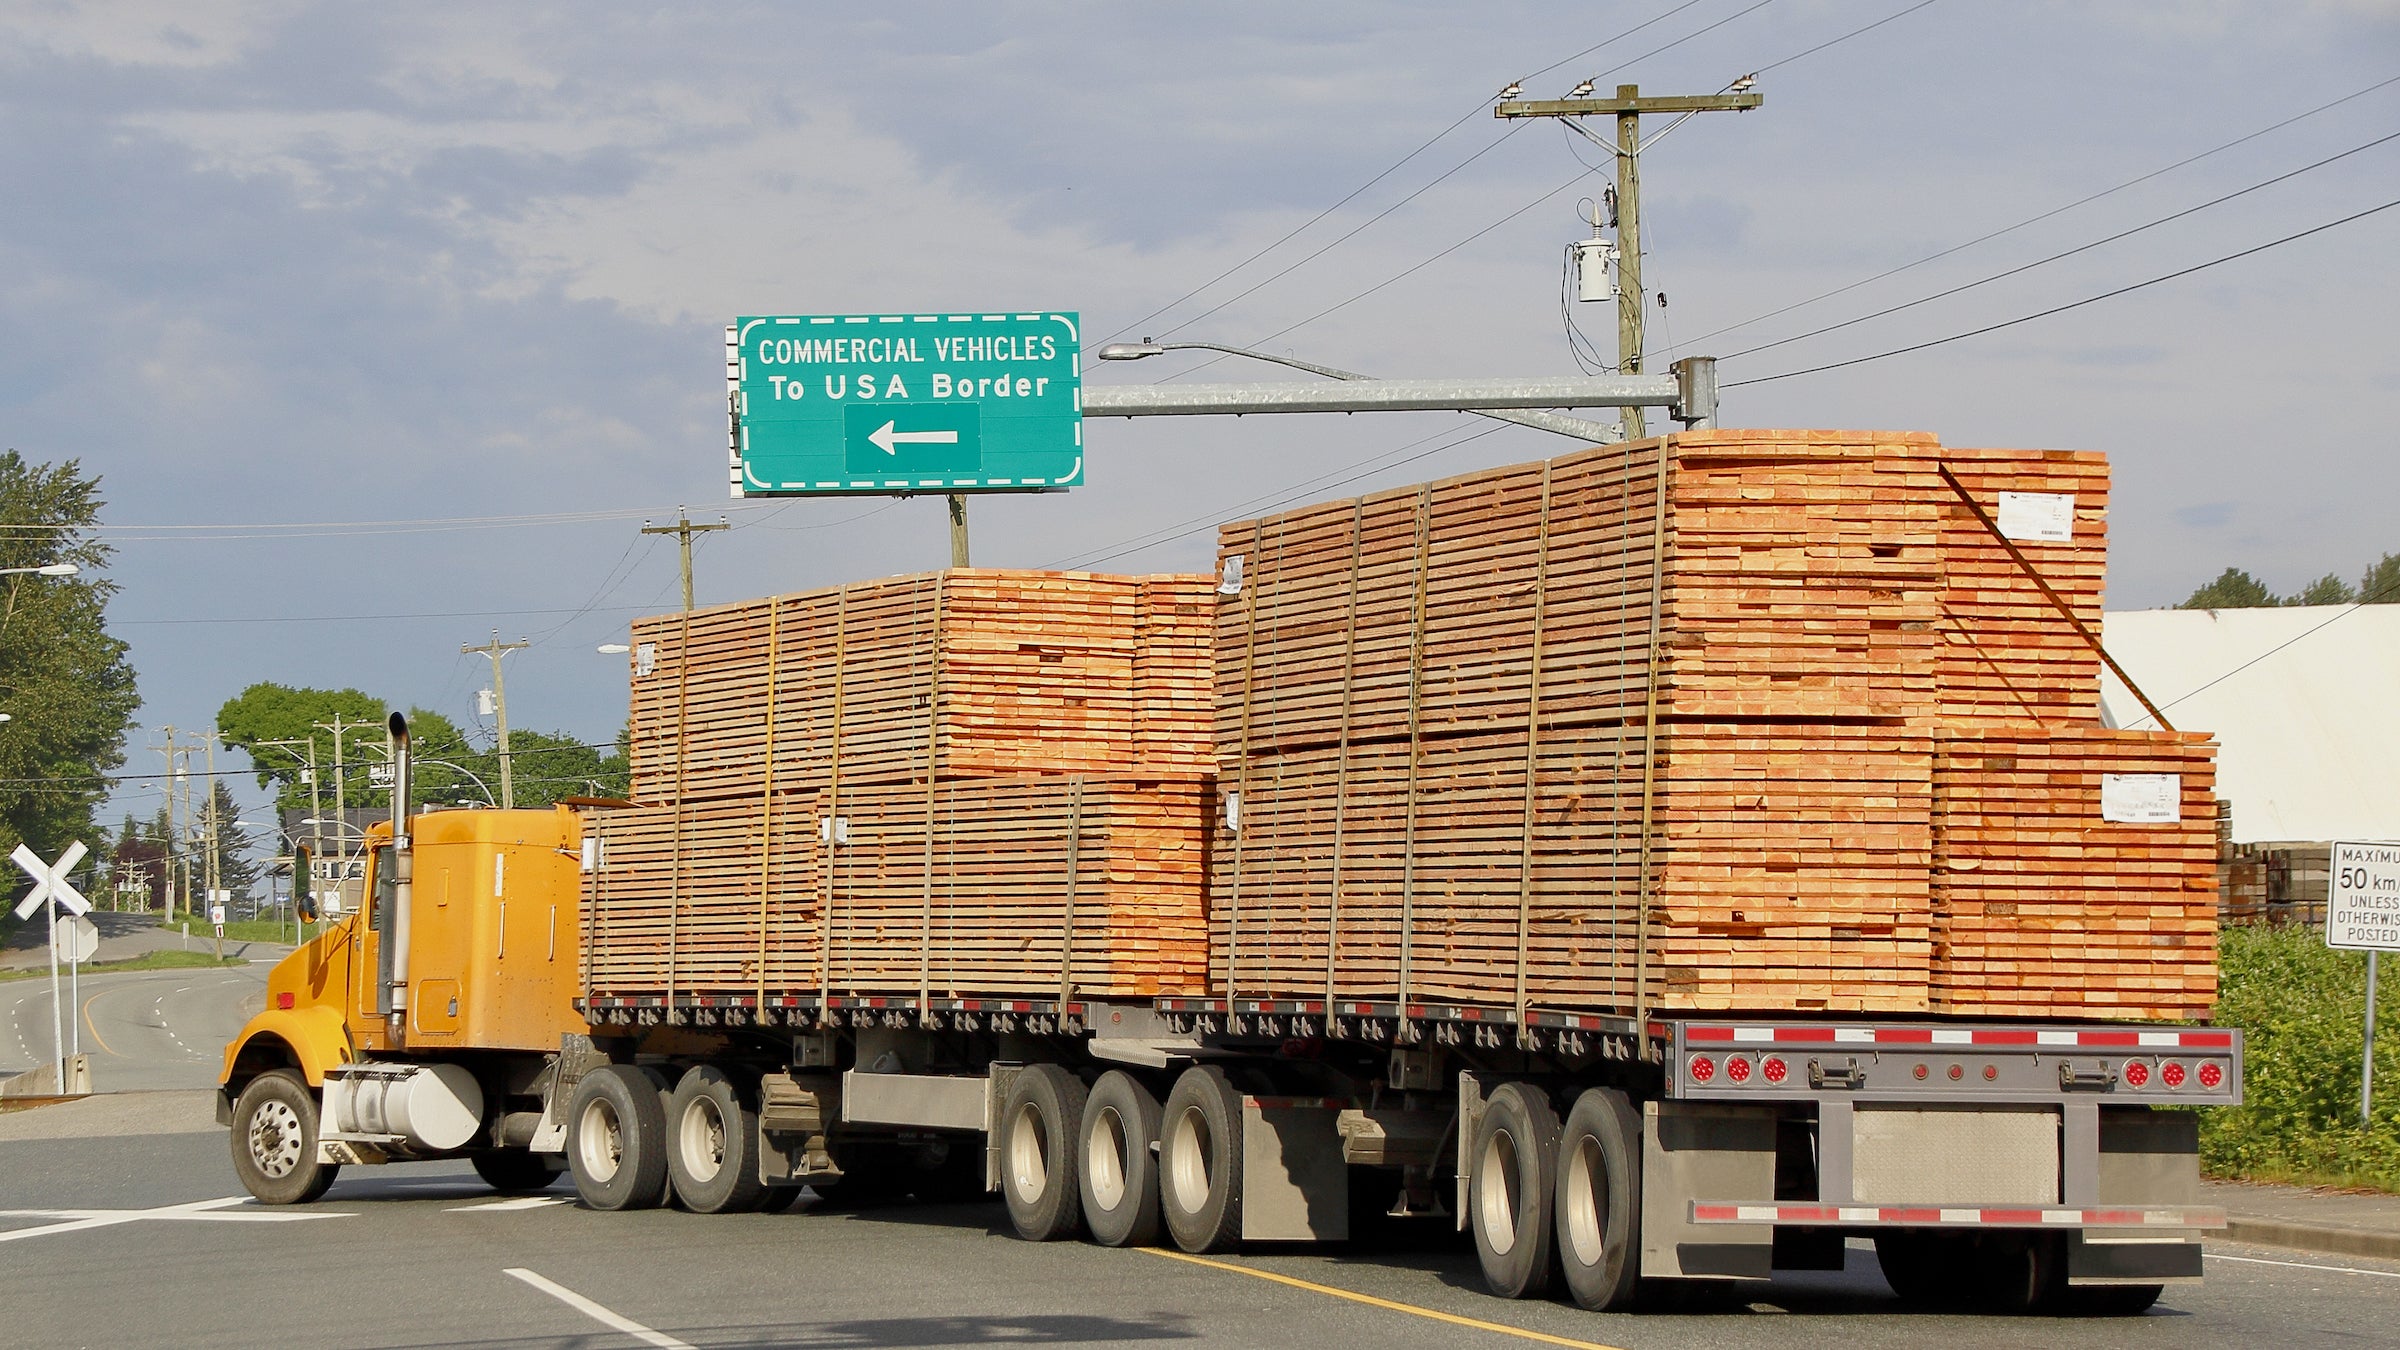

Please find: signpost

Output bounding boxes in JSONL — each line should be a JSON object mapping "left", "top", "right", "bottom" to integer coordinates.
{"left": 12, "top": 841, "right": 91, "bottom": 1091}
{"left": 2328, "top": 841, "right": 2400, "bottom": 1125}
{"left": 726, "top": 312, "right": 1084, "bottom": 496}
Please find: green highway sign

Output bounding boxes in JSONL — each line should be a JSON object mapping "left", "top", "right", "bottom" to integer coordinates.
{"left": 728, "top": 312, "right": 1083, "bottom": 495}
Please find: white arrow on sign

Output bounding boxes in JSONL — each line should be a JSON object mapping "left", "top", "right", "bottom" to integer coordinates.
{"left": 12, "top": 841, "right": 90, "bottom": 919}
{"left": 867, "top": 420, "right": 959, "bottom": 456}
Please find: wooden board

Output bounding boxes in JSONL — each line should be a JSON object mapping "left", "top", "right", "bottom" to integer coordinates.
{"left": 583, "top": 775, "right": 1211, "bottom": 1001}
{"left": 1933, "top": 449, "right": 2110, "bottom": 726}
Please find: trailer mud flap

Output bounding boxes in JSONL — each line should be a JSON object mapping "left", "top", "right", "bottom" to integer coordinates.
{"left": 1641, "top": 1100, "right": 1774, "bottom": 1280}
{"left": 1241, "top": 1097, "right": 1350, "bottom": 1242}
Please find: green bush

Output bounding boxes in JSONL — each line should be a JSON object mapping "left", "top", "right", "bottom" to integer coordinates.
{"left": 2202, "top": 924, "right": 2400, "bottom": 1190}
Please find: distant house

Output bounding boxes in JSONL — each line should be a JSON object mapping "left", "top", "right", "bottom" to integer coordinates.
{"left": 2100, "top": 605, "right": 2400, "bottom": 920}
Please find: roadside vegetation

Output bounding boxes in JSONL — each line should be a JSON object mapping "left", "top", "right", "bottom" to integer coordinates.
{"left": 2203, "top": 923, "right": 2400, "bottom": 1191}
{"left": 0, "top": 949, "right": 246, "bottom": 981}
{"left": 169, "top": 917, "right": 319, "bottom": 945}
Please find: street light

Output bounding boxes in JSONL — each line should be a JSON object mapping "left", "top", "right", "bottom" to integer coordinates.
{"left": 597, "top": 643, "right": 631, "bottom": 654}
{"left": 0, "top": 563, "right": 77, "bottom": 578}
{"left": 1094, "top": 340, "right": 1631, "bottom": 441}
{"left": 413, "top": 758, "right": 497, "bottom": 808}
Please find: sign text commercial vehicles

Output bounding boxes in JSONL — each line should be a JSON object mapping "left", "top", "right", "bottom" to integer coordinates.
{"left": 222, "top": 721, "right": 2237, "bottom": 1320}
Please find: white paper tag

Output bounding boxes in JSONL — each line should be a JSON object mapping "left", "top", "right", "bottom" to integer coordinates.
{"left": 2100, "top": 773, "right": 2180, "bottom": 823}
{"left": 1997, "top": 492, "right": 2075, "bottom": 542}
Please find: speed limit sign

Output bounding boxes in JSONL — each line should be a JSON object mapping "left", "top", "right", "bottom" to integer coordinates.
{"left": 2328, "top": 842, "right": 2400, "bottom": 951}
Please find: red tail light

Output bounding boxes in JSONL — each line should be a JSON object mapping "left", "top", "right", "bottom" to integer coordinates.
{"left": 1726, "top": 1055, "right": 1752, "bottom": 1084}
{"left": 1689, "top": 1055, "right": 1716, "bottom": 1083}
{"left": 1762, "top": 1056, "right": 1788, "bottom": 1084}
{"left": 2123, "top": 1059, "right": 2150, "bottom": 1088}
{"left": 2198, "top": 1061, "right": 2225, "bottom": 1090}
{"left": 2161, "top": 1061, "right": 2187, "bottom": 1089}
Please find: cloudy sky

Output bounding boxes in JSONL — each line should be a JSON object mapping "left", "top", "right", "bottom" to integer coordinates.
{"left": 2, "top": 1, "right": 2394, "bottom": 823}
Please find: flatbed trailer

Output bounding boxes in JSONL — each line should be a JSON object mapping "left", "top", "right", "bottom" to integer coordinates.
{"left": 220, "top": 745, "right": 2240, "bottom": 1322}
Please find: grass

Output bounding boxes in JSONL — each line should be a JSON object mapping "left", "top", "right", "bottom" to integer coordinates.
{"left": 0, "top": 949, "right": 248, "bottom": 981}
{"left": 169, "top": 917, "right": 318, "bottom": 945}
{"left": 2203, "top": 923, "right": 2400, "bottom": 1192}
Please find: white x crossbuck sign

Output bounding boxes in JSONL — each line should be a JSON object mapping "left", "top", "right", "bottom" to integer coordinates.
{"left": 12, "top": 840, "right": 91, "bottom": 919}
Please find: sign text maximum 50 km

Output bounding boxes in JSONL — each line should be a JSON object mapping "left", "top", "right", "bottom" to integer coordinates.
{"left": 729, "top": 312, "right": 1083, "bottom": 496}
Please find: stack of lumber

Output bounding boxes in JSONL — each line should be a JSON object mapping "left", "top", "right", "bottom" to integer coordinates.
{"left": 585, "top": 777, "right": 1211, "bottom": 1000}
{"left": 598, "top": 567, "right": 1218, "bottom": 1005}
{"left": 1218, "top": 720, "right": 1931, "bottom": 1013}
{"left": 627, "top": 569, "right": 1216, "bottom": 798}
{"left": 1934, "top": 449, "right": 2110, "bottom": 726}
{"left": 1210, "top": 428, "right": 2219, "bottom": 1021}
{"left": 1216, "top": 431, "right": 1944, "bottom": 759}
{"left": 1931, "top": 728, "right": 2219, "bottom": 1017}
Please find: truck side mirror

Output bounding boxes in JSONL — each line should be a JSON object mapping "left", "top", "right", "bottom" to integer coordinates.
{"left": 293, "top": 845, "right": 319, "bottom": 923}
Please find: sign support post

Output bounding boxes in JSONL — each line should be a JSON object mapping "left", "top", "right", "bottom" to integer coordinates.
{"left": 12, "top": 841, "right": 91, "bottom": 1093}
{"left": 2328, "top": 841, "right": 2400, "bottom": 1127}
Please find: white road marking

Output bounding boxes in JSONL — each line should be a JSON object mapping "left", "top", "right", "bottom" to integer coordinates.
{"left": 2208, "top": 1252, "right": 2400, "bottom": 1280}
{"left": 0, "top": 1196, "right": 354, "bottom": 1244}
{"left": 447, "top": 1196, "right": 571, "bottom": 1212}
{"left": 505, "top": 1267, "right": 695, "bottom": 1350}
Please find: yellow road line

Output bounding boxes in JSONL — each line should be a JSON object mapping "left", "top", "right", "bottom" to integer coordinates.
{"left": 80, "top": 991, "right": 120, "bottom": 1057}
{"left": 1134, "top": 1247, "right": 1628, "bottom": 1350}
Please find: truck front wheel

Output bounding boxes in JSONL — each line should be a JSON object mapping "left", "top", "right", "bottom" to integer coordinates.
{"left": 566, "top": 1065, "right": 671, "bottom": 1211}
{"left": 231, "top": 1069, "right": 339, "bottom": 1205}
{"left": 1554, "top": 1087, "right": 1641, "bottom": 1311}
{"left": 1079, "top": 1070, "right": 1163, "bottom": 1247}
{"left": 666, "top": 1065, "right": 767, "bottom": 1214}
{"left": 1470, "top": 1081, "right": 1560, "bottom": 1299}
{"left": 1000, "top": 1064, "right": 1087, "bottom": 1241}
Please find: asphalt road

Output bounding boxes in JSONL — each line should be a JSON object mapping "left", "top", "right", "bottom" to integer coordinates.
{"left": 0, "top": 961, "right": 267, "bottom": 1090}
{"left": 1, "top": 1096, "right": 2394, "bottom": 1350}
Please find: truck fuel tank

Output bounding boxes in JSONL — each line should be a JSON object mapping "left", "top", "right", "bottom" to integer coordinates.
{"left": 324, "top": 1062, "right": 484, "bottom": 1152}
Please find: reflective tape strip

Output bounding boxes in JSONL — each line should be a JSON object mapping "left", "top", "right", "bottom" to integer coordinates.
{"left": 1689, "top": 1203, "right": 2226, "bottom": 1229}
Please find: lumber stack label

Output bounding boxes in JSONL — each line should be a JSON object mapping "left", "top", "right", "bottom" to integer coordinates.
{"left": 1935, "top": 449, "right": 2110, "bottom": 726}
{"left": 625, "top": 568, "right": 1215, "bottom": 800}
{"left": 1932, "top": 727, "right": 2219, "bottom": 1018}
{"left": 585, "top": 775, "right": 1211, "bottom": 1001}
{"left": 1212, "top": 719, "right": 1931, "bottom": 1015}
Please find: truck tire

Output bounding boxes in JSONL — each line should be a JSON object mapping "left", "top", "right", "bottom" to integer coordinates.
{"left": 1079, "top": 1070, "right": 1163, "bottom": 1248}
{"left": 1554, "top": 1087, "right": 1641, "bottom": 1311}
{"left": 566, "top": 1064, "right": 671, "bottom": 1211}
{"left": 667, "top": 1065, "right": 767, "bottom": 1214}
{"left": 2059, "top": 1283, "right": 2164, "bottom": 1316}
{"left": 1470, "top": 1081, "right": 1560, "bottom": 1299}
{"left": 1874, "top": 1231, "right": 1949, "bottom": 1305}
{"left": 1160, "top": 1065, "right": 1243, "bottom": 1253}
{"left": 1000, "top": 1064, "right": 1088, "bottom": 1241}
{"left": 231, "top": 1069, "right": 340, "bottom": 1205}
{"left": 471, "top": 1148, "right": 561, "bottom": 1195}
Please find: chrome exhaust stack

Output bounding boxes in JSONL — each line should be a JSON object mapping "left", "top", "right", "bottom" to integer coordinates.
{"left": 387, "top": 710, "right": 414, "bottom": 1036}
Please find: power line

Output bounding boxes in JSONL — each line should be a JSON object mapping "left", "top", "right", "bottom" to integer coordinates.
{"left": 115, "top": 603, "right": 664, "bottom": 627}
{"left": 1751, "top": 0, "right": 1943, "bottom": 78}
{"left": 1671, "top": 71, "right": 2400, "bottom": 355}
{"left": 1719, "top": 127, "right": 2400, "bottom": 363}
{"left": 1100, "top": 0, "right": 1717, "bottom": 346}
{"left": 1722, "top": 195, "right": 2400, "bottom": 387}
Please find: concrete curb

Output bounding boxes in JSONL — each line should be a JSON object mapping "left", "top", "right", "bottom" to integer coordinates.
{"left": 2223, "top": 1216, "right": 2400, "bottom": 1262}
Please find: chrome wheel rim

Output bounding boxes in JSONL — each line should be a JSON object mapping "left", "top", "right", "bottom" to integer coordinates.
{"left": 248, "top": 1099, "right": 304, "bottom": 1179}
{"left": 1562, "top": 1135, "right": 1608, "bottom": 1267}
{"left": 1007, "top": 1102, "right": 1049, "bottom": 1204}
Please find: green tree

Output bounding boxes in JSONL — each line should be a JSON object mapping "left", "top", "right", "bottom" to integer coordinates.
{"left": 2286, "top": 573, "right": 2357, "bottom": 607}
{"left": 447, "top": 728, "right": 627, "bottom": 809}
{"left": 2179, "top": 567, "right": 2276, "bottom": 610}
{"left": 217, "top": 683, "right": 388, "bottom": 811}
{"left": 2361, "top": 552, "right": 2400, "bottom": 605}
{"left": 0, "top": 452, "right": 140, "bottom": 871}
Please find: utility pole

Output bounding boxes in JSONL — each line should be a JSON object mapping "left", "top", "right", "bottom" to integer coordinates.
{"left": 314, "top": 713, "right": 380, "bottom": 868}
{"left": 1497, "top": 80, "right": 1760, "bottom": 440}
{"left": 947, "top": 495, "right": 970, "bottom": 568}
{"left": 196, "top": 730, "right": 223, "bottom": 957}
{"left": 462, "top": 632, "right": 531, "bottom": 808}
{"left": 641, "top": 507, "right": 730, "bottom": 612}
{"left": 260, "top": 736, "right": 322, "bottom": 934}
{"left": 154, "top": 728, "right": 177, "bottom": 922}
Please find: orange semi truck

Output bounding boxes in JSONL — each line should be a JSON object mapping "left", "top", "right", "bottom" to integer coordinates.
{"left": 226, "top": 704, "right": 2238, "bottom": 1322}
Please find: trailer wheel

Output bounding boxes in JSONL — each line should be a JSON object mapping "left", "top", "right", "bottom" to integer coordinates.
{"left": 471, "top": 1148, "right": 561, "bottom": 1195}
{"left": 667, "top": 1065, "right": 767, "bottom": 1214}
{"left": 1873, "top": 1231, "right": 1947, "bottom": 1305}
{"left": 2059, "top": 1283, "right": 2164, "bottom": 1317}
{"left": 1159, "top": 1065, "right": 1243, "bottom": 1253}
{"left": 566, "top": 1065, "right": 672, "bottom": 1211}
{"left": 231, "top": 1069, "right": 340, "bottom": 1205}
{"left": 1470, "top": 1081, "right": 1560, "bottom": 1299}
{"left": 1000, "top": 1064, "right": 1088, "bottom": 1241}
{"left": 1079, "top": 1071, "right": 1164, "bottom": 1248}
{"left": 1554, "top": 1087, "right": 1641, "bottom": 1310}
